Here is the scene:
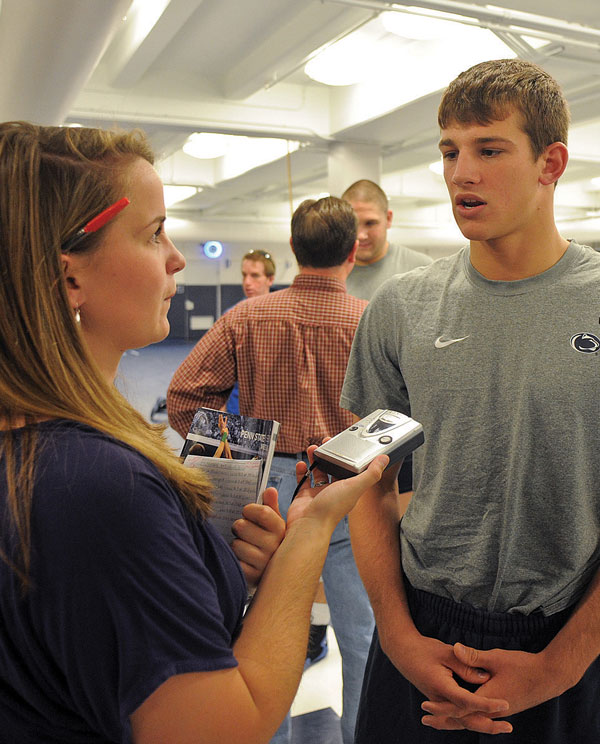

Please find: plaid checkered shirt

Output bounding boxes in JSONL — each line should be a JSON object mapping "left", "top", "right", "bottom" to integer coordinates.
{"left": 167, "top": 273, "right": 368, "bottom": 453}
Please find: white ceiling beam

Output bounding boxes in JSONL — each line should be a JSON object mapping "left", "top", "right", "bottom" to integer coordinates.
{"left": 222, "top": 2, "right": 370, "bottom": 99}
{"left": 106, "top": 0, "right": 205, "bottom": 88}
{"left": 0, "top": 0, "right": 130, "bottom": 124}
{"left": 172, "top": 147, "right": 328, "bottom": 215}
{"left": 69, "top": 83, "right": 332, "bottom": 141}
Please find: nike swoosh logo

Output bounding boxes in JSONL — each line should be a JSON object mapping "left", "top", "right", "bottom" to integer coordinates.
{"left": 434, "top": 335, "right": 470, "bottom": 348}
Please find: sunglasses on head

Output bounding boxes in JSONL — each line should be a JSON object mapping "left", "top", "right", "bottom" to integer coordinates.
{"left": 248, "top": 249, "right": 272, "bottom": 260}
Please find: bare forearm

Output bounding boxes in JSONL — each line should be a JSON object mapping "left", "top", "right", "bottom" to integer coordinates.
{"left": 234, "top": 461, "right": 396, "bottom": 732}
{"left": 132, "top": 518, "right": 335, "bottom": 744}
{"left": 233, "top": 517, "right": 333, "bottom": 730}
{"left": 348, "top": 470, "right": 417, "bottom": 652}
{"left": 131, "top": 456, "right": 389, "bottom": 744}
{"left": 544, "top": 566, "right": 600, "bottom": 688}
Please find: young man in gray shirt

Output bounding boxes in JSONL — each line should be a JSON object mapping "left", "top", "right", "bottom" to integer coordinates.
{"left": 341, "top": 59, "right": 600, "bottom": 742}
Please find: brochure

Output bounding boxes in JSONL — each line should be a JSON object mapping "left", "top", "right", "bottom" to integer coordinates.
{"left": 181, "top": 407, "right": 280, "bottom": 543}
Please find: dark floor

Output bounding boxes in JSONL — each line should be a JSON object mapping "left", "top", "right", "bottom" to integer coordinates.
{"left": 292, "top": 708, "right": 343, "bottom": 744}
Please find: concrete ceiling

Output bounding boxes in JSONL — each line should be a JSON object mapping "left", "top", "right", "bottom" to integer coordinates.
{"left": 3, "top": 0, "right": 600, "bottom": 266}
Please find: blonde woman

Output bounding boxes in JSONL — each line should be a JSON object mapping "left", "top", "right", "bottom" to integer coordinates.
{"left": 0, "top": 122, "right": 387, "bottom": 743}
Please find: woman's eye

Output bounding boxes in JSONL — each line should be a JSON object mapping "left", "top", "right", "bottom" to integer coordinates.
{"left": 151, "top": 224, "right": 163, "bottom": 242}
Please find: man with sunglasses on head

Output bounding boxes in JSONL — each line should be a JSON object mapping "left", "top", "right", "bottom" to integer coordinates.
{"left": 241, "top": 249, "right": 276, "bottom": 299}
{"left": 225, "top": 250, "right": 276, "bottom": 416}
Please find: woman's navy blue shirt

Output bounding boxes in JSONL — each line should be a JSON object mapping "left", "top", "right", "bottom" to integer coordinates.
{"left": 0, "top": 420, "right": 246, "bottom": 742}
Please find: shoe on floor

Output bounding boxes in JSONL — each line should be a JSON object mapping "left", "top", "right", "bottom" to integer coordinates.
{"left": 304, "top": 624, "right": 328, "bottom": 670}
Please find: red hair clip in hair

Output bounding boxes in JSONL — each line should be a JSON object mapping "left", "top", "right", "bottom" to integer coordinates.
{"left": 61, "top": 197, "right": 130, "bottom": 253}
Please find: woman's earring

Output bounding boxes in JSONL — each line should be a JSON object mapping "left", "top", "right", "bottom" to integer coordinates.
{"left": 74, "top": 306, "right": 81, "bottom": 324}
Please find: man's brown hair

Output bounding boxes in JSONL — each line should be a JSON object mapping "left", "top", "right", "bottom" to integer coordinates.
{"left": 438, "top": 58, "right": 570, "bottom": 159}
{"left": 291, "top": 196, "right": 357, "bottom": 268}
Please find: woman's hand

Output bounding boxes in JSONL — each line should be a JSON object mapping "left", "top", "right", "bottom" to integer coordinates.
{"left": 286, "top": 444, "right": 389, "bottom": 530}
{"left": 230, "top": 446, "right": 388, "bottom": 586}
{"left": 231, "top": 487, "right": 285, "bottom": 588}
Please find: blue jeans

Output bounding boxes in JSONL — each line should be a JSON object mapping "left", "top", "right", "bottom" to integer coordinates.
{"left": 267, "top": 454, "right": 375, "bottom": 744}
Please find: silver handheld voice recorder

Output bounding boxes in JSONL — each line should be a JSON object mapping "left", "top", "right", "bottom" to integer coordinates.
{"left": 313, "top": 409, "right": 424, "bottom": 479}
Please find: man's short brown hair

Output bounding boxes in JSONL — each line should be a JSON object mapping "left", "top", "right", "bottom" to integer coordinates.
{"left": 242, "top": 249, "right": 275, "bottom": 277}
{"left": 341, "top": 179, "right": 388, "bottom": 213}
{"left": 291, "top": 196, "right": 357, "bottom": 268}
{"left": 438, "top": 58, "right": 570, "bottom": 159}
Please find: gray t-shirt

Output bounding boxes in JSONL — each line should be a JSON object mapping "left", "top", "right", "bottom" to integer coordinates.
{"left": 346, "top": 243, "right": 433, "bottom": 301}
{"left": 341, "top": 241, "right": 600, "bottom": 616}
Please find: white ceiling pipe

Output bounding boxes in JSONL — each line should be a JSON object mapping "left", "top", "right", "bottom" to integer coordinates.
{"left": 324, "top": 0, "right": 600, "bottom": 49}
{"left": 0, "top": 0, "right": 131, "bottom": 124}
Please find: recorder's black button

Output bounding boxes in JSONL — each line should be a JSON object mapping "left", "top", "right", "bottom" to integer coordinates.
{"left": 349, "top": 426, "right": 358, "bottom": 431}
{"left": 378, "top": 435, "right": 392, "bottom": 444}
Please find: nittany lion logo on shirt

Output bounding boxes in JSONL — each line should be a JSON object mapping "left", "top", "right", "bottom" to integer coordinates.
{"left": 570, "top": 333, "right": 600, "bottom": 354}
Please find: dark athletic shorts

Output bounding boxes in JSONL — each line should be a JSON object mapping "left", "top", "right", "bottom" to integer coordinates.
{"left": 355, "top": 577, "right": 600, "bottom": 743}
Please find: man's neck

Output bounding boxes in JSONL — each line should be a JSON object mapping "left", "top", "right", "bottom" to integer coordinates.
{"left": 298, "top": 265, "right": 349, "bottom": 281}
{"left": 469, "top": 230, "right": 570, "bottom": 281}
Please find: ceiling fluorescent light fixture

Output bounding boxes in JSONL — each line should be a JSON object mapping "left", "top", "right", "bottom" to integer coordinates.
{"left": 304, "top": 35, "right": 377, "bottom": 86}
{"left": 163, "top": 185, "right": 198, "bottom": 208}
{"left": 183, "top": 133, "right": 299, "bottom": 177}
{"left": 164, "top": 216, "right": 193, "bottom": 234}
{"left": 306, "top": 8, "right": 514, "bottom": 93}
{"left": 221, "top": 138, "right": 300, "bottom": 180}
{"left": 184, "top": 133, "right": 230, "bottom": 159}
{"left": 429, "top": 160, "right": 444, "bottom": 176}
{"left": 356, "top": 32, "right": 515, "bottom": 111}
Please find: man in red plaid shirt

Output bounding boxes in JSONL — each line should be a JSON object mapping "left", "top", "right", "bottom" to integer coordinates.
{"left": 167, "top": 196, "right": 372, "bottom": 744}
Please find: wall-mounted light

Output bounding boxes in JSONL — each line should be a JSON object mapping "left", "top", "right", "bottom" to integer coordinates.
{"left": 203, "top": 241, "right": 223, "bottom": 259}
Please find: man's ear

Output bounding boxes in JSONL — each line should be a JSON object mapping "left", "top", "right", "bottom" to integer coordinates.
{"left": 539, "top": 142, "right": 568, "bottom": 186}
{"left": 348, "top": 239, "right": 358, "bottom": 265}
{"left": 289, "top": 236, "right": 296, "bottom": 257}
{"left": 386, "top": 209, "right": 393, "bottom": 229}
{"left": 61, "top": 254, "right": 86, "bottom": 311}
